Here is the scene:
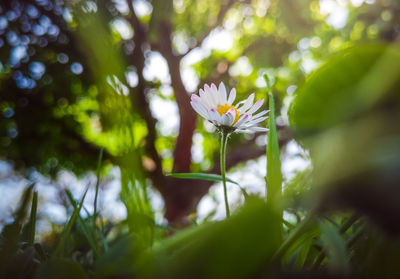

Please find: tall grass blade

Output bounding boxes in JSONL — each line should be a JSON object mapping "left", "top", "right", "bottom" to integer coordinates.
{"left": 15, "top": 184, "right": 35, "bottom": 225}
{"left": 65, "top": 190, "right": 100, "bottom": 257}
{"left": 318, "top": 221, "right": 349, "bottom": 272}
{"left": 28, "top": 191, "right": 38, "bottom": 245}
{"left": 313, "top": 214, "right": 359, "bottom": 267}
{"left": 266, "top": 94, "right": 283, "bottom": 204}
{"left": 93, "top": 147, "right": 103, "bottom": 227}
{"left": 265, "top": 75, "right": 283, "bottom": 244}
{"left": 53, "top": 186, "right": 89, "bottom": 257}
{"left": 274, "top": 214, "right": 315, "bottom": 260}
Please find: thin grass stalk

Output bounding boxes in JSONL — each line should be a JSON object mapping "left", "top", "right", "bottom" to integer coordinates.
{"left": 53, "top": 186, "right": 89, "bottom": 257}
{"left": 65, "top": 190, "right": 100, "bottom": 257}
{"left": 93, "top": 147, "right": 104, "bottom": 227}
{"left": 28, "top": 191, "right": 38, "bottom": 245}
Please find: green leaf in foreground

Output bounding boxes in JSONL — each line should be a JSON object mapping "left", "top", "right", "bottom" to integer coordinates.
{"left": 265, "top": 91, "right": 283, "bottom": 206}
{"left": 265, "top": 79, "right": 283, "bottom": 246}
{"left": 137, "top": 199, "right": 281, "bottom": 279}
{"left": 289, "top": 44, "right": 400, "bottom": 137}
{"left": 168, "top": 173, "right": 249, "bottom": 199}
{"left": 34, "top": 259, "right": 88, "bottom": 279}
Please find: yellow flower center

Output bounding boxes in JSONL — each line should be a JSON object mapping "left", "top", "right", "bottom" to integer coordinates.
{"left": 217, "top": 104, "right": 239, "bottom": 125}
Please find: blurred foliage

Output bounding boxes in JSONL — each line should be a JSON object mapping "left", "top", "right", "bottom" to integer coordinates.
{"left": 1, "top": 0, "right": 400, "bottom": 278}
{"left": 1, "top": 0, "right": 399, "bottom": 176}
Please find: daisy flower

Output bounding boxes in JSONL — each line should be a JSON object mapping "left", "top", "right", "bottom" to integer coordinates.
{"left": 190, "top": 82, "right": 269, "bottom": 133}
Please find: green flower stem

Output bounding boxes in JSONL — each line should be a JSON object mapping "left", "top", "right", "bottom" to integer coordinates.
{"left": 220, "top": 131, "right": 230, "bottom": 218}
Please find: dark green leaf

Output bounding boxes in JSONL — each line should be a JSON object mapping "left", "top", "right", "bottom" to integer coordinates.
{"left": 289, "top": 44, "right": 400, "bottom": 138}
{"left": 266, "top": 88, "right": 283, "bottom": 247}
{"left": 318, "top": 221, "right": 349, "bottom": 271}
{"left": 34, "top": 259, "right": 88, "bottom": 279}
{"left": 137, "top": 199, "right": 281, "bottom": 279}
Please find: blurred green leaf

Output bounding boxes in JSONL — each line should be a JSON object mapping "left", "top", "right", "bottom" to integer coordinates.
{"left": 34, "top": 259, "right": 88, "bottom": 279}
{"left": 319, "top": 221, "right": 349, "bottom": 272}
{"left": 168, "top": 173, "right": 249, "bottom": 199}
{"left": 137, "top": 198, "right": 281, "bottom": 279}
{"left": 94, "top": 236, "right": 136, "bottom": 279}
{"left": 120, "top": 166, "right": 156, "bottom": 250}
{"left": 289, "top": 44, "right": 400, "bottom": 138}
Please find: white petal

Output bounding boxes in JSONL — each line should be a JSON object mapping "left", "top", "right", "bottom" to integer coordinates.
{"left": 252, "top": 110, "right": 269, "bottom": 119}
{"left": 191, "top": 101, "right": 209, "bottom": 119}
{"left": 211, "top": 83, "right": 222, "bottom": 106}
{"left": 243, "top": 116, "right": 269, "bottom": 126}
{"left": 218, "top": 82, "right": 227, "bottom": 104}
{"left": 235, "top": 129, "right": 253, "bottom": 133}
{"left": 191, "top": 94, "right": 208, "bottom": 110}
{"left": 191, "top": 94, "right": 209, "bottom": 114}
{"left": 247, "top": 99, "right": 264, "bottom": 114}
{"left": 209, "top": 109, "right": 222, "bottom": 124}
{"left": 221, "top": 113, "right": 232, "bottom": 126}
{"left": 191, "top": 94, "right": 200, "bottom": 102}
{"left": 225, "top": 108, "right": 236, "bottom": 126}
{"left": 199, "top": 89, "right": 212, "bottom": 109}
{"left": 227, "top": 88, "right": 236, "bottom": 105}
{"left": 203, "top": 84, "right": 217, "bottom": 108}
{"left": 248, "top": 126, "right": 269, "bottom": 132}
{"left": 235, "top": 99, "right": 246, "bottom": 107}
{"left": 249, "top": 114, "right": 269, "bottom": 123}
{"left": 234, "top": 114, "right": 250, "bottom": 127}
{"left": 238, "top": 93, "right": 255, "bottom": 114}
{"left": 191, "top": 98, "right": 209, "bottom": 117}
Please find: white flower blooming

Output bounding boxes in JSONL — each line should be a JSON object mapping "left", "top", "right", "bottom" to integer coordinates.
{"left": 190, "top": 82, "right": 269, "bottom": 133}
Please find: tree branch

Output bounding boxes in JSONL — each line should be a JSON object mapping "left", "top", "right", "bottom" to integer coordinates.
{"left": 127, "top": 1, "right": 164, "bottom": 182}
{"left": 179, "top": 0, "right": 237, "bottom": 58}
{"left": 156, "top": 22, "right": 197, "bottom": 173}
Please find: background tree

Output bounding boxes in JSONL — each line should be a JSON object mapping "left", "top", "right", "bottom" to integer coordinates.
{"left": 0, "top": 0, "right": 399, "bottom": 224}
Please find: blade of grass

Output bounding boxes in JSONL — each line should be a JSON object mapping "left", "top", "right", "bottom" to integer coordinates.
{"left": 313, "top": 214, "right": 360, "bottom": 268}
{"left": 53, "top": 186, "right": 89, "bottom": 258}
{"left": 15, "top": 184, "right": 35, "bottom": 225}
{"left": 168, "top": 173, "right": 249, "bottom": 200}
{"left": 2, "top": 184, "right": 34, "bottom": 249}
{"left": 346, "top": 223, "right": 366, "bottom": 248}
{"left": 65, "top": 190, "right": 100, "bottom": 258}
{"left": 93, "top": 147, "right": 104, "bottom": 227}
{"left": 317, "top": 220, "right": 349, "bottom": 272}
{"left": 273, "top": 214, "right": 315, "bottom": 260}
{"left": 265, "top": 74, "right": 283, "bottom": 245}
{"left": 28, "top": 191, "right": 38, "bottom": 245}
{"left": 266, "top": 92, "right": 282, "bottom": 204}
